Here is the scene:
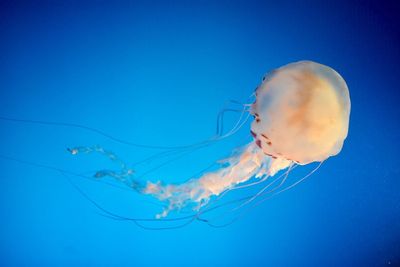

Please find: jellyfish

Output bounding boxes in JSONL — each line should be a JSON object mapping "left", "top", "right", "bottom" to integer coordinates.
{"left": 0, "top": 60, "right": 350, "bottom": 228}
{"left": 66, "top": 60, "right": 351, "bottom": 221}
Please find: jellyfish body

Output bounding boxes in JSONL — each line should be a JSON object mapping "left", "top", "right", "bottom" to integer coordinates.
{"left": 69, "top": 60, "right": 351, "bottom": 219}
{"left": 251, "top": 61, "right": 351, "bottom": 164}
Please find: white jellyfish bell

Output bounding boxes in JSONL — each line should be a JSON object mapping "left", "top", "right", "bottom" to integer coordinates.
{"left": 65, "top": 60, "right": 351, "bottom": 224}
{"left": 251, "top": 60, "right": 351, "bottom": 165}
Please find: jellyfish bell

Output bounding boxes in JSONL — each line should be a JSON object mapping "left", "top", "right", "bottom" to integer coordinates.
{"left": 251, "top": 61, "right": 351, "bottom": 165}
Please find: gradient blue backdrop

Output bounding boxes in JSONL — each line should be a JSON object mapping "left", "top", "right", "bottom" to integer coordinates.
{"left": 1, "top": 1, "right": 399, "bottom": 266}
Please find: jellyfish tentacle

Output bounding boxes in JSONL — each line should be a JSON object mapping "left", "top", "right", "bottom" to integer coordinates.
{"left": 204, "top": 162, "right": 323, "bottom": 228}
{"left": 68, "top": 145, "right": 128, "bottom": 169}
{"left": 231, "top": 162, "right": 294, "bottom": 212}
{"left": 199, "top": 164, "right": 293, "bottom": 224}
{"left": 0, "top": 100, "right": 247, "bottom": 151}
{"left": 131, "top": 104, "right": 249, "bottom": 169}
{"left": 0, "top": 116, "right": 181, "bottom": 149}
{"left": 67, "top": 145, "right": 137, "bottom": 188}
{"left": 264, "top": 161, "right": 323, "bottom": 198}
{"left": 128, "top": 102, "right": 252, "bottom": 181}
{"left": 141, "top": 142, "right": 290, "bottom": 218}
{"left": 0, "top": 152, "right": 292, "bottom": 230}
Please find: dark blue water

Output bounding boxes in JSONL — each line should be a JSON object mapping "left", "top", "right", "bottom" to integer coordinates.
{"left": 1, "top": 1, "right": 399, "bottom": 266}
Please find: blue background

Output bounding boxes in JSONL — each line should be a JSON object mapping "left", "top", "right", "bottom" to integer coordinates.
{"left": 1, "top": 1, "right": 399, "bottom": 266}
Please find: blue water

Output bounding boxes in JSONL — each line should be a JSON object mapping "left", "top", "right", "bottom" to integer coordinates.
{"left": 1, "top": 1, "right": 399, "bottom": 266}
